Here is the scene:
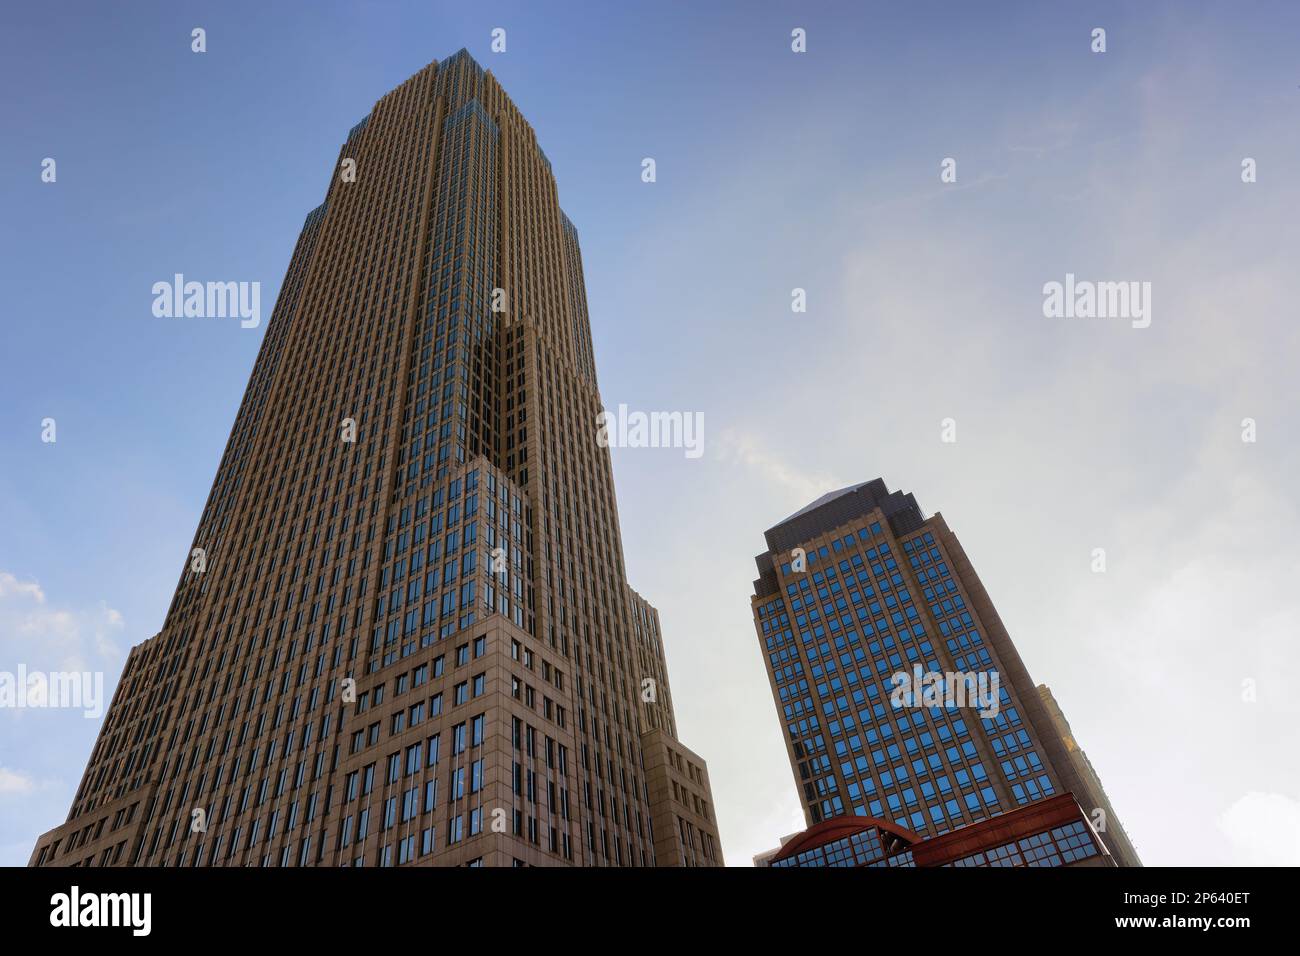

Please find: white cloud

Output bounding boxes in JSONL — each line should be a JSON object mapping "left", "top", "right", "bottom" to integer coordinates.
{"left": 0, "top": 767, "right": 36, "bottom": 794}
{"left": 0, "top": 573, "right": 45, "bottom": 604}
{"left": 0, "top": 576, "right": 124, "bottom": 865}
{"left": 1218, "top": 792, "right": 1300, "bottom": 866}
{"left": 716, "top": 428, "right": 845, "bottom": 505}
{"left": 0, "top": 571, "right": 125, "bottom": 675}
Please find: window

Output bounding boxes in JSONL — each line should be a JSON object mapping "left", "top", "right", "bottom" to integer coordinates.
{"left": 452, "top": 766, "right": 465, "bottom": 800}
{"left": 398, "top": 834, "right": 416, "bottom": 864}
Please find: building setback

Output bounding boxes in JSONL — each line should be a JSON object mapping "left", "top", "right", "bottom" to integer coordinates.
{"left": 750, "top": 479, "right": 1140, "bottom": 867}
{"left": 30, "top": 50, "right": 719, "bottom": 868}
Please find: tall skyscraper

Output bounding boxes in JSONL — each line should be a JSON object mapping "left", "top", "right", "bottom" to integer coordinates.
{"left": 29, "top": 50, "right": 720, "bottom": 868}
{"left": 749, "top": 479, "right": 1140, "bottom": 867}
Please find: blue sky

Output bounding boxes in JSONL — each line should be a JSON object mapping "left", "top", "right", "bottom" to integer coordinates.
{"left": 3, "top": 1, "right": 1300, "bottom": 866}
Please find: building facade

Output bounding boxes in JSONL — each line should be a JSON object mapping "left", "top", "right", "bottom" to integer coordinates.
{"left": 750, "top": 479, "right": 1139, "bottom": 866}
{"left": 30, "top": 50, "right": 719, "bottom": 868}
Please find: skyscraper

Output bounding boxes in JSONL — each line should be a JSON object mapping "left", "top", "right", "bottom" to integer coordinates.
{"left": 29, "top": 50, "right": 720, "bottom": 868}
{"left": 749, "top": 479, "right": 1140, "bottom": 867}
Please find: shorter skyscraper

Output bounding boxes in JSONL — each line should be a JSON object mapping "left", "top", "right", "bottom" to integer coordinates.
{"left": 749, "top": 479, "right": 1140, "bottom": 866}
